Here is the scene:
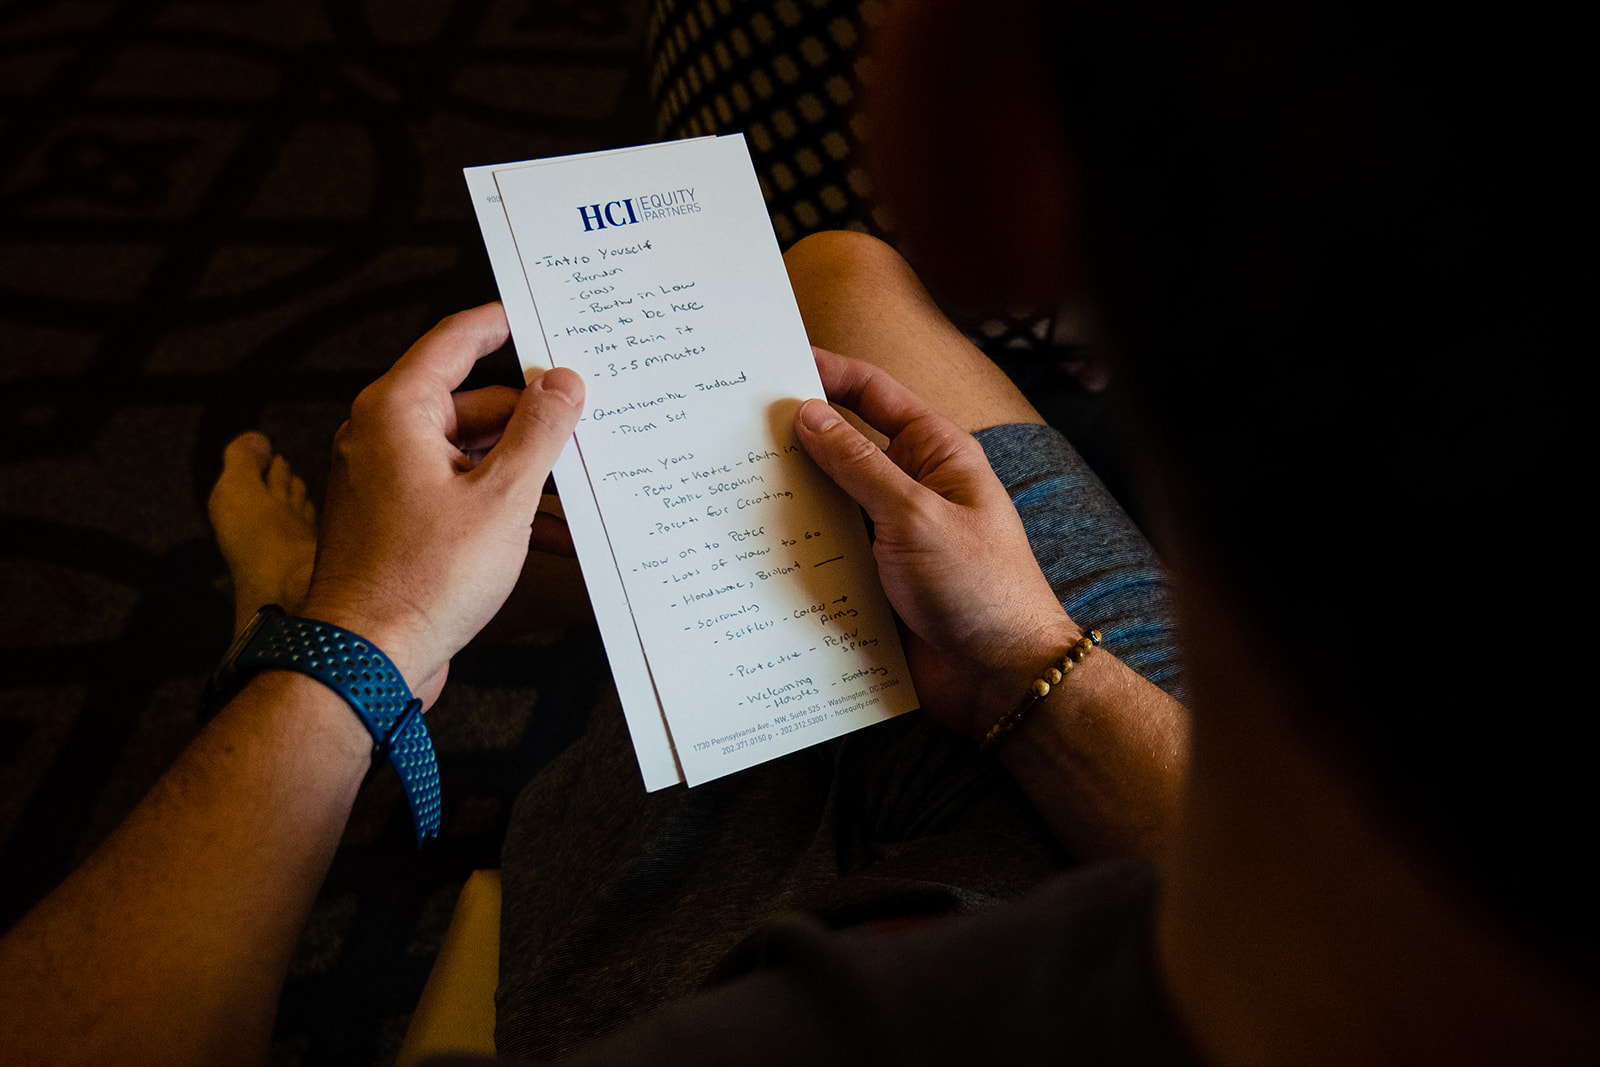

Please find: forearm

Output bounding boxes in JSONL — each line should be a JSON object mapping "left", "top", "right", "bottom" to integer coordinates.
{"left": 984, "top": 630, "right": 1190, "bottom": 860}
{"left": 0, "top": 672, "right": 371, "bottom": 1067}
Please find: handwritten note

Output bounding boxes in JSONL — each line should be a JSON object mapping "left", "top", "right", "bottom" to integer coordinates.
{"left": 466, "top": 136, "right": 917, "bottom": 788}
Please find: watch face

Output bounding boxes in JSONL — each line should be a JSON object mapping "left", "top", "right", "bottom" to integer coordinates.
{"left": 208, "top": 604, "right": 284, "bottom": 700}
{"left": 231, "top": 604, "right": 277, "bottom": 657}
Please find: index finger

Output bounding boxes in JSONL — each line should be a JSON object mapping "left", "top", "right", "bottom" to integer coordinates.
{"left": 811, "top": 345, "right": 939, "bottom": 440}
{"left": 386, "top": 303, "right": 513, "bottom": 402}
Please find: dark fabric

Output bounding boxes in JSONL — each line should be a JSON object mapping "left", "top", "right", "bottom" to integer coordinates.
{"left": 439, "top": 861, "right": 1198, "bottom": 1066}
{"left": 494, "top": 422, "right": 1184, "bottom": 1060}
{"left": 493, "top": 671, "right": 1074, "bottom": 1062}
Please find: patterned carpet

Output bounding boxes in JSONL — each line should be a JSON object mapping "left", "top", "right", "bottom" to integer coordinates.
{"left": 0, "top": 2, "right": 1119, "bottom": 1063}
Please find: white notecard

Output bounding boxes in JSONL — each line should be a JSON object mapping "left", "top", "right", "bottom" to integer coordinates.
{"left": 467, "top": 135, "right": 917, "bottom": 787}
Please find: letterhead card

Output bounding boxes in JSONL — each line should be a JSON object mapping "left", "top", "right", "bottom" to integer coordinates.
{"left": 467, "top": 136, "right": 917, "bottom": 788}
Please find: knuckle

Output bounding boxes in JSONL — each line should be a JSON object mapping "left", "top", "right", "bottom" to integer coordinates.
{"left": 838, "top": 434, "right": 884, "bottom": 469}
{"left": 524, "top": 410, "right": 579, "bottom": 456}
{"left": 348, "top": 380, "right": 394, "bottom": 425}
{"left": 329, "top": 419, "right": 356, "bottom": 459}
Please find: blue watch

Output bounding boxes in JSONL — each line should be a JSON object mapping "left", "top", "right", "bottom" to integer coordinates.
{"left": 209, "top": 604, "right": 441, "bottom": 846}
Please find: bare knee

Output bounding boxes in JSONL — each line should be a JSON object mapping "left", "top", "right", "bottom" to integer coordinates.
{"left": 785, "top": 229, "right": 902, "bottom": 276}
{"left": 782, "top": 232, "right": 1043, "bottom": 432}
{"left": 784, "top": 231, "right": 915, "bottom": 308}
{"left": 783, "top": 230, "right": 939, "bottom": 354}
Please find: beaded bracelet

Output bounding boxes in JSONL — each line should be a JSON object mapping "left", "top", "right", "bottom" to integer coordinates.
{"left": 979, "top": 629, "right": 1102, "bottom": 753}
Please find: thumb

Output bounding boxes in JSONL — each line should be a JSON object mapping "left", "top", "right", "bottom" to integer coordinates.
{"left": 477, "top": 367, "right": 584, "bottom": 501}
{"left": 795, "top": 398, "right": 924, "bottom": 523}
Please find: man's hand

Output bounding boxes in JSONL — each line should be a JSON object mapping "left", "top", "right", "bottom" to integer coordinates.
{"left": 793, "top": 346, "right": 1080, "bottom": 739}
{"left": 300, "top": 303, "right": 584, "bottom": 703}
{"left": 795, "top": 346, "right": 1189, "bottom": 858}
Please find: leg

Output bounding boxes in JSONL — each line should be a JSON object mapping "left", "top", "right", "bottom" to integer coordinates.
{"left": 207, "top": 432, "right": 317, "bottom": 637}
{"left": 783, "top": 231, "right": 1047, "bottom": 433}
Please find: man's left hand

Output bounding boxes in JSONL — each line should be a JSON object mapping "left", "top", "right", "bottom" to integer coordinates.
{"left": 300, "top": 302, "right": 585, "bottom": 704}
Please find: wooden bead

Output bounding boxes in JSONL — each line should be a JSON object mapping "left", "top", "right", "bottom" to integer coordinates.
{"left": 984, "top": 628, "right": 1104, "bottom": 755}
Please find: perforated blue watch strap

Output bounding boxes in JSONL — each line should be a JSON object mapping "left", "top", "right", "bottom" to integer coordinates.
{"left": 236, "top": 607, "right": 441, "bottom": 846}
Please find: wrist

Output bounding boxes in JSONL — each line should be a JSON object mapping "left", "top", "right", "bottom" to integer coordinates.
{"left": 980, "top": 626, "right": 1103, "bottom": 754}
{"left": 297, "top": 589, "right": 427, "bottom": 692}
{"left": 963, "top": 613, "right": 1087, "bottom": 741}
{"left": 218, "top": 605, "right": 444, "bottom": 846}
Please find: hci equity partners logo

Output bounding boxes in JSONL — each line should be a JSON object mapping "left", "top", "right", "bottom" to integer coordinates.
{"left": 577, "top": 189, "right": 701, "bottom": 231}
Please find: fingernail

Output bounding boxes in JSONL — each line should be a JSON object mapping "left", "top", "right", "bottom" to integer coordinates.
{"left": 798, "top": 398, "right": 839, "bottom": 433}
{"left": 539, "top": 368, "right": 584, "bottom": 407}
